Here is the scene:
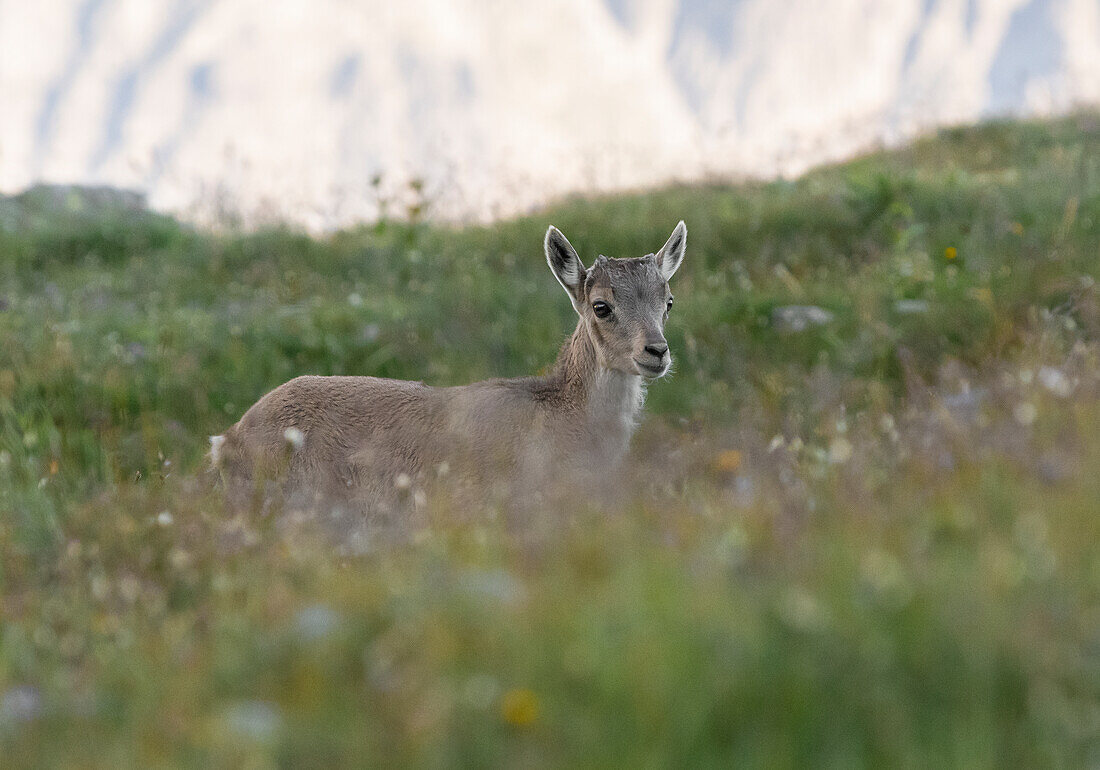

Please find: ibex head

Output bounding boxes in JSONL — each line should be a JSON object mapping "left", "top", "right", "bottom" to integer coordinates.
{"left": 545, "top": 221, "right": 686, "bottom": 379}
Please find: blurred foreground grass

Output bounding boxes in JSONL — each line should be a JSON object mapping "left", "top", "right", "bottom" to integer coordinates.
{"left": 2, "top": 115, "right": 1100, "bottom": 766}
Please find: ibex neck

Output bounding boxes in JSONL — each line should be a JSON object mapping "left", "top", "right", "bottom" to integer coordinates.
{"left": 551, "top": 322, "right": 597, "bottom": 390}
{"left": 551, "top": 320, "right": 646, "bottom": 449}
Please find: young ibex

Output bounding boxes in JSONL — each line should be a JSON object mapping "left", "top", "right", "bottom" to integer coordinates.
{"left": 211, "top": 222, "right": 686, "bottom": 516}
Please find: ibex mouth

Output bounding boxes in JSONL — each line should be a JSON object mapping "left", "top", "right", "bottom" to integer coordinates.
{"left": 634, "top": 358, "right": 668, "bottom": 379}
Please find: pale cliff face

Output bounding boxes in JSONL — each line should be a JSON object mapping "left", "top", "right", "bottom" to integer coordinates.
{"left": 2, "top": 0, "right": 1097, "bottom": 229}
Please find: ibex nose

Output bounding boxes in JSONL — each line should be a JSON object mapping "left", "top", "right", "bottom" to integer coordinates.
{"left": 644, "top": 341, "right": 669, "bottom": 358}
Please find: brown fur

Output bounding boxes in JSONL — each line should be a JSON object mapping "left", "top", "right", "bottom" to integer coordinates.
{"left": 211, "top": 222, "right": 687, "bottom": 518}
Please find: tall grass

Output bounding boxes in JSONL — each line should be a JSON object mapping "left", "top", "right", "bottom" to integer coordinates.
{"left": 1, "top": 114, "right": 1099, "bottom": 766}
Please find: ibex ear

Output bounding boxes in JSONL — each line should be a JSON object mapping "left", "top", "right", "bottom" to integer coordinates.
{"left": 545, "top": 226, "right": 587, "bottom": 312}
{"left": 656, "top": 220, "right": 687, "bottom": 281}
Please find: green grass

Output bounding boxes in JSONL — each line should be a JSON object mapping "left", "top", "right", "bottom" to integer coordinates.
{"left": 2, "top": 114, "right": 1100, "bottom": 766}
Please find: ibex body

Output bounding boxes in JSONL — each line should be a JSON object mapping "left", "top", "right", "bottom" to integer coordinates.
{"left": 211, "top": 222, "right": 687, "bottom": 516}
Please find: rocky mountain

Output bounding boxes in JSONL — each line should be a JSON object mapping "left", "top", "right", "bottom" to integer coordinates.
{"left": 1, "top": 0, "right": 1097, "bottom": 228}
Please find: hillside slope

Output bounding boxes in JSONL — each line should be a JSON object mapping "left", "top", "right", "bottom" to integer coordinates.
{"left": 1, "top": 116, "right": 1099, "bottom": 765}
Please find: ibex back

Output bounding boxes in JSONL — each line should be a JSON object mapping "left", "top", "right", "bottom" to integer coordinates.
{"left": 211, "top": 221, "right": 687, "bottom": 517}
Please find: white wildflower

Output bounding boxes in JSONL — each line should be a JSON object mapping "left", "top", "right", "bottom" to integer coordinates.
{"left": 223, "top": 701, "right": 282, "bottom": 742}
{"left": 828, "top": 437, "right": 853, "bottom": 464}
{"left": 1038, "top": 366, "right": 1073, "bottom": 398}
{"left": 1013, "top": 402, "right": 1037, "bottom": 425}
{"left": 283, "top": 427, "right": 305, "bottom": 449}
{"left": 295, "top": 604, "right": 342, "bottom": 641}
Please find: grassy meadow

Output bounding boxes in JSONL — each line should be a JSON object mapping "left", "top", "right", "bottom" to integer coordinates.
{"left": 2, "top": 114, "right": 1100, "bottom": 766}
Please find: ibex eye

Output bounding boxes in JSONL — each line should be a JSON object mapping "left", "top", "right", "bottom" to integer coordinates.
{"left": 592, "top": 301, "right": 612, "bottom": 318}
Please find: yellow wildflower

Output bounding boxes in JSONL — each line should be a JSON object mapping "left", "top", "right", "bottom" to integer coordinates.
{"left": 713, "top": 449, "right": 743, "bottom": 473}
{"left": 500, "top": 688, "right": 539, "bottom": 726}
{"left": 944, "top": 246, "right": 958, "bottom": 260}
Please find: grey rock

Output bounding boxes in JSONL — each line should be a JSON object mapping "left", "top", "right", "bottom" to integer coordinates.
{"left": 0, "top": 686, "right": 42, "bottom": 726}
{"left": 771, "top": 305, "right": 834, "bottom": 332}
{"left": 893, "top": 299, "right": 930, "bottom": 315}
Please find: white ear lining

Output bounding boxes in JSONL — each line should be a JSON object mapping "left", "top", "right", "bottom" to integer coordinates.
{"left": 545, "top": 225, "right": 587, "bottom": 314}
{"left": 657, "top": 221, "right": 686, "bottom": 280}
{"left": 559, "top": 260, "right": 580, "bottom": 288}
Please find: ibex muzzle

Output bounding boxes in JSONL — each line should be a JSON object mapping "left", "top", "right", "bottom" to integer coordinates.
{"left": 211, "top": 221, "right": 687, "bottom": 516}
